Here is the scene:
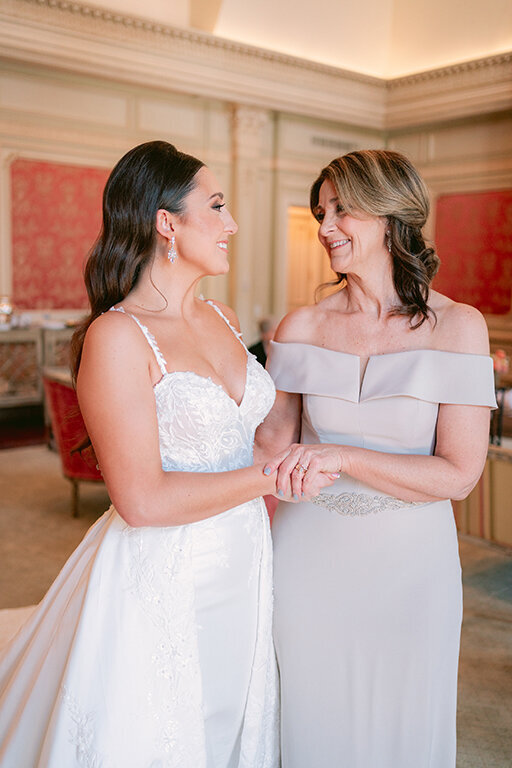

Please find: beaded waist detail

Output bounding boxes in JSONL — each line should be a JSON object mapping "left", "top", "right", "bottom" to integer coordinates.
{"left": 311, "top": 492, "right": 423, "bottom": 517}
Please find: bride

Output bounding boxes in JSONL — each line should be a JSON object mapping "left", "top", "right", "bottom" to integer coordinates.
{"left": 0, "top": 140, "right": 335, "bottom": 768}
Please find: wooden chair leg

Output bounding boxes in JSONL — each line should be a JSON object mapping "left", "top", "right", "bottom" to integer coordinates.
{"left": 71, "top": 479, "right": 79, "bottom": 517}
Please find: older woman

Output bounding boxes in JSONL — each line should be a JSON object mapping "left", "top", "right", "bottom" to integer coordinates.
{"left": 258, "top": 150, "right": 496, "bottom": 768}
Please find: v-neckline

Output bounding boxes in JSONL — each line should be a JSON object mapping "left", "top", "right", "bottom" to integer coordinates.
{"left": 153, "top": 355, "right": 252, "bottom": 410}
{"left": 113, "top": 302, "right": 250, "bottom": 409}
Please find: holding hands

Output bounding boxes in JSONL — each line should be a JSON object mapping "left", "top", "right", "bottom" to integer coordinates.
{"left": 264, "top": 444, "right": 344, "bottom": 501}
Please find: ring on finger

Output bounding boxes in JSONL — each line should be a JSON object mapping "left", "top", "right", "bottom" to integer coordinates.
{"left": 294, "top": 463, "right": 308, "bottom": 473}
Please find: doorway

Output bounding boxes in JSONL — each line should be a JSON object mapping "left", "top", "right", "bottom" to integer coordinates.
{"left": 286, "top": 206, "right": 336, "bottom": 312}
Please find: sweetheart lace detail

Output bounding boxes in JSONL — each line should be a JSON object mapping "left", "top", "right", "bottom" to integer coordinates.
{"left": 155, "top": 355, "right": 275, "bottom": 473}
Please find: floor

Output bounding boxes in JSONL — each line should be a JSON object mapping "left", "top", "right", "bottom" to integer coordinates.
{"left": 1, "top": 445, "right": 511, "bottom": 766}
{"left": 456, "top": 538, "right": 512, "bottom": 766}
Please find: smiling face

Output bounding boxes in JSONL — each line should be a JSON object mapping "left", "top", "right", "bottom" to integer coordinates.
{"left": 314, "top": 179, "right": 388, "bottom": 277}
{"left": 173, "top": 166, "right": 238, "bottom": 276}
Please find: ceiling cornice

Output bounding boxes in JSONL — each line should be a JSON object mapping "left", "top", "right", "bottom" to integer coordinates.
{"left": 0, "top": 0, "right": 386, "bottom": 128}
{"left": 387, "top": 51, "right": 512, "bottom": 87}
{"left": 1, "top": 0, "right": 511, "bottom": 131}
{"left": 385, "top": 52, "right": 512, "bottom": 130}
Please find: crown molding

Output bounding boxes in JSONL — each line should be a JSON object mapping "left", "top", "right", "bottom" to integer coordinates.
{"left": 388, "top": 52, "right": 512, "bottom": 87}
{"left": 0, "top": 0, "right": 386, "bottom": 129}
{"left": 1, "top": 0, "right": 511, "bottom": 132}
{"left": 385, "top": 53, "right": 512, "bottom": 130}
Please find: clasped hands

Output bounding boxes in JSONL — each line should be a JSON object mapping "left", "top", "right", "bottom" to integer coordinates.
{"left": 263, "top": 444, "right": 343, "bottom": 502}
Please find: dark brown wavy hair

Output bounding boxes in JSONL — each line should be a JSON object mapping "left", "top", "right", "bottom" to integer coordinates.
{"left": 70, "top": 140, "right": 204, "bottom": 382}
{"left": 310, "top": 149, "right": 440, "bottom": 328}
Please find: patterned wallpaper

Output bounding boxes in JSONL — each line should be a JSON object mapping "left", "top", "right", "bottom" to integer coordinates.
{"left": 11, "top": 158, "right": 110, "bottom": 309}
{"left": 434, "top": 190, "right": 512, "bottom": 315}
{"left": 10, "top": 161, "right": 512, "bottom": 316}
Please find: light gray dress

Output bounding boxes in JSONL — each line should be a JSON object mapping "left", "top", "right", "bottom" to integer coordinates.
{"left": 267, "top": 341, "right": 496, "bottom": 768}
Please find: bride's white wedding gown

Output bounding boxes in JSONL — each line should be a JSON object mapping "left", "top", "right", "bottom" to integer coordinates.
{"left": 0, "top": 303, "right": 279, "bottom": 768}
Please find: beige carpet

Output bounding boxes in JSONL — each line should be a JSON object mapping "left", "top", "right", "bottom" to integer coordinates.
{"left": 1, "top": 445, "right": 511, "bottom": 766}
{"left": 0, "top": 444, "right": 109, "bottom": 608}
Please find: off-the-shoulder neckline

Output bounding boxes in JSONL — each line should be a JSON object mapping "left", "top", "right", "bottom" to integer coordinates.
{"left": 269, "top": 340, "right": 491, "bottom": 361}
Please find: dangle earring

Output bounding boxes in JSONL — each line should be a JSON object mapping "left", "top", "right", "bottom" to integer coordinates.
{"left": 167, "top": 235, "right": 177, "bottom": 263}
{"left": 386, "top": 231, "right": 392, "bottom": 254}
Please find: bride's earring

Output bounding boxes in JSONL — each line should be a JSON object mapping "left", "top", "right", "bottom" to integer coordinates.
{"left": 386, "top": 231, "right": 392, "bottom": 254}
{"left": 167, "top": 235, "right": 177, "bottom": 263}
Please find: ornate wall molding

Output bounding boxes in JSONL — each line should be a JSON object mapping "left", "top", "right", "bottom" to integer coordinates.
{"left": 1, "top": 1, "right": 510, "bottom": 131}
{"left": 0, "top": 0, "right": 385, "bottom": 128}
{"left": 232, "top": 105, "right": 270, "bottom": 159}
{"left": 388, "top": 52, "right": 512, "bottom": 87}
{"left": 385, "top": 53, "right": 512, "bottom": 130}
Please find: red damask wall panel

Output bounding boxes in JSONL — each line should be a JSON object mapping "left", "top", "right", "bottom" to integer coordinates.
{"left": 434, "top": 190, "right": 512, "bottom": 315}
{"left": 11, "top": 159, "right": 110, "bottom": 309}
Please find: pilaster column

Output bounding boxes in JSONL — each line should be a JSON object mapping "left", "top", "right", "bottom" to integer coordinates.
{"left": 230, "top": 105, "right": 273, "bottom": 342}
{"left": 0, "top": 151, "right": 16, "bottom": 300}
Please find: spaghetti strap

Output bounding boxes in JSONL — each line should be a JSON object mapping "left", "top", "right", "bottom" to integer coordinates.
{"left": 109, "top": 306, "right": 168, "bottom": 376}
{"left": 205, "top": 300, "right": 248, "bottom": 353}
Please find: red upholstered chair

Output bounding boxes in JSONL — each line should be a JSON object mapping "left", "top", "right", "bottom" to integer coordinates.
{"left": 42, "top": 368, "right": 103, "bottom": 517}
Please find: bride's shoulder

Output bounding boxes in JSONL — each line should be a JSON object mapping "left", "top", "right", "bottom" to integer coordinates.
{"left": 429, "top": 291, "right": 489, "bottom": 354}
{"left": 204, "top": 299, "right": 241, "bottom": 333}
{"left": 81, "top": 310, "right": 154, "bottom": 373}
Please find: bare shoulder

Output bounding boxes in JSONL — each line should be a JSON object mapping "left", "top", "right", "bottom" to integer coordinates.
{"left": 274, "top": 305, "right": 322, "bottom": 344}
{"left": 84, "top": 309, "right": 148, "bottom": 351}
{"left": 430, "top": 291, "right": 490, "bottom": 355}
{"left": 80, "top": 309, "right": 153, "bottom": 378}
{"left": 206, "top": 299, "right": 241, "bottom": 333}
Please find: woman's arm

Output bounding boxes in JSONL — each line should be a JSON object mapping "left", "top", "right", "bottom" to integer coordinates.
{"left": 77, "top": 312, "right": 277, "bottom": 528}
{"left": 253, "top": 390, "right": 301, "bottom": 464}
{"left": 275, "top": 402, "right": 490, "bottom": 503}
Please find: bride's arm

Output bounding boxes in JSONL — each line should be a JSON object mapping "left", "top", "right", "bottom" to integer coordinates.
{"left": 77, "top": 313, "right": 278, "bottom": 527}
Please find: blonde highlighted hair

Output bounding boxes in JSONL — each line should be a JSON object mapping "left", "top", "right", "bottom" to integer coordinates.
{"left": 310, "top": 149, "right": 440, "bottom": 327}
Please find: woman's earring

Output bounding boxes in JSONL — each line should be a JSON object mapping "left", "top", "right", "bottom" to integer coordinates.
{"left": 386, "top": 231, "right": 392, "bottom": 254}
{"left": 167, "top": 235, "right": 177, "bottom": 263}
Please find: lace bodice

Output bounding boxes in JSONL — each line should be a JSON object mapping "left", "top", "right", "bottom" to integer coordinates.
{"left": 110, "top": 302, "right": 276, "bottom": 473}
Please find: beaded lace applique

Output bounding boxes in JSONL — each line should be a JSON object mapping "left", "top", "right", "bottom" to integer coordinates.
{"left": 62, "top": 686, "right": 110, "bottom": 768}
{"left": 312, "top": 492, "right": 423, "bottom": 516}
{"left": 125, "top": 525, "right": 205, "bottom": 765}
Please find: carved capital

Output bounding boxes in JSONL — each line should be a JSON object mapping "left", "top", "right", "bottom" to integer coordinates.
{"left": 232, "top": 105, "right": 270, "bottom": 159}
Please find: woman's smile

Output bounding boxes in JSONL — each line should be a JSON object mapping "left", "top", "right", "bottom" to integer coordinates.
{"left": 328, "top": 238, "right": 350, "bottom": 252}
